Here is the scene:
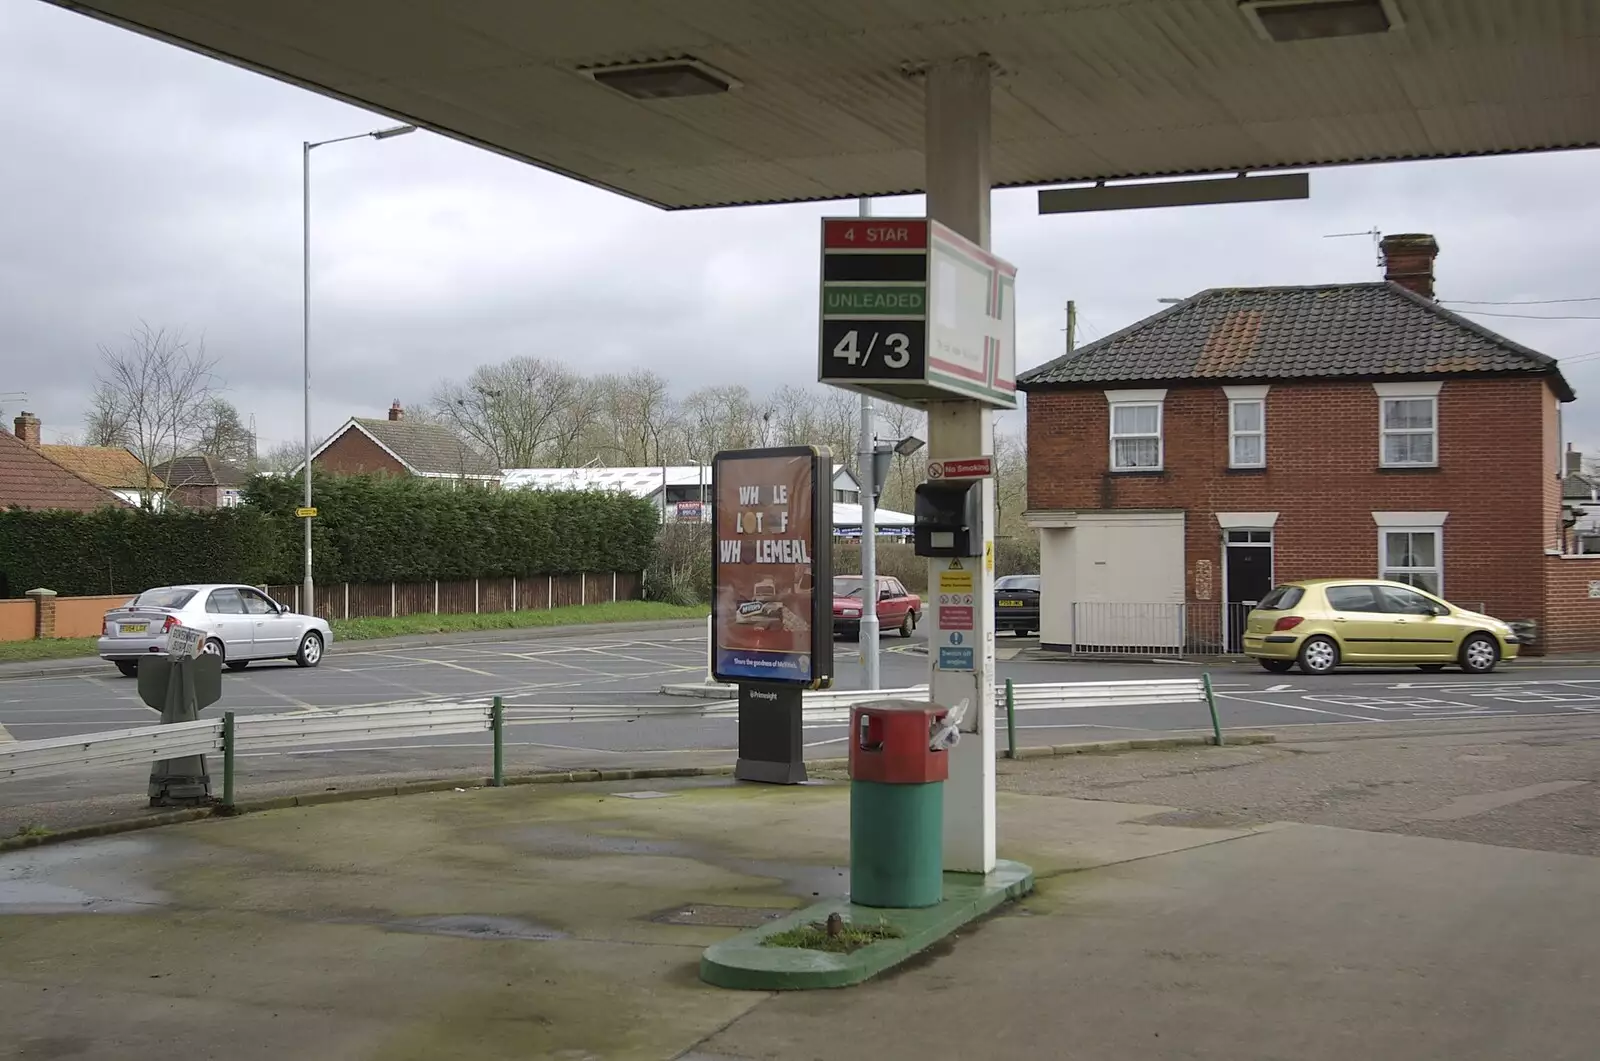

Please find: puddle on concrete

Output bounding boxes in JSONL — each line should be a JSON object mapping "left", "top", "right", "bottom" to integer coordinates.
{"left": 0, "top": 837, "right": 173, "bottom": 914}
{"left": 614, "top": 791, "right": 679, "bottom": 800}
{"left": 648, "top": 903, "right": 791, "bottom": 928}
{"left": 381, "top": 914, "right": 567, "bottom": 941}
{"left": 513, "top": 823, "right": 700, "bottom": 859}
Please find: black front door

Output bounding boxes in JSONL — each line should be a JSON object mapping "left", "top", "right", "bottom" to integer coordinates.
{"left": 1225, "top": 531, "right": 1274, "bottom": 652}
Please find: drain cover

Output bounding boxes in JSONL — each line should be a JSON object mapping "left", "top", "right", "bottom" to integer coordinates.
{"left": 648, "top": 904, "right": 790, "bottom": 928}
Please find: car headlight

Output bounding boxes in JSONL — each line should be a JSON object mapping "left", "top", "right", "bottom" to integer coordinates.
{"left": 841, "top": 609, "right": 859, "bottom": 617}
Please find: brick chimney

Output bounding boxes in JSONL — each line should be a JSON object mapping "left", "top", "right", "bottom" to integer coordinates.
{"left": 388, "top": 400, "right": 403, "bottom": 422}
{"left": 1567, "top": 443, "right": 1584, "bottom": 478}
{"left": 12, "top": 411, "right": 40, "bottom": 446}
{"left": 1380, "top": 233, "right": 1439, "bottom": 299}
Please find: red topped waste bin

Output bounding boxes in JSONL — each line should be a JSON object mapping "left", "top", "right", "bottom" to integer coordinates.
{"left": 849, "top": 699, "right": 949, "bottom": 908}
{"left": 850, "top": 701, "right": 949, "bottom": 784}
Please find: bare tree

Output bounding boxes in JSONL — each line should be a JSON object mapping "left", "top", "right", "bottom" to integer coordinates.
{"left": 257, "top": 437, "right": 324, "bottom": 476}
{"left": 82, "top": 384, "right": 133, "bottom": 447}
{"left": 92, "top": 323, "right": 221, "bottom": 505}
{"left": 194, "top": 397, "right": 255, "bottom": 465}
{"left": 593, "top": 370, "right": 676, "bottom": 465}
{"left": 431, "top": 356, "right": 586, "bottom": 468}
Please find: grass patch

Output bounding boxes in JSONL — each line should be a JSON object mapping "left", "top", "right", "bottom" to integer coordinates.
{"left": 11, "top": 824, "right": 50, "bottom": 839}
{"left": 0, "top": 637, "right": 99, "bottom": 663}
{"left": 328, "top": 600, "right": 708, "bottom": 642}
{"left": 0, "top": 602, "right": 708, "bottom": 661}
{"left": 762, "top": 918, "right": 904, "bottom": 954}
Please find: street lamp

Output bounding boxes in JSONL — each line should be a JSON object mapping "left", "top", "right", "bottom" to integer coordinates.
{"left": 302, "top": 122, "right": 415, "bottom": 613}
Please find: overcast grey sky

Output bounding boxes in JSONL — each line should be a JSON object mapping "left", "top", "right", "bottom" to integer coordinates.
{"left": 2, "top": 0, "right": 1598, "bottom": 456}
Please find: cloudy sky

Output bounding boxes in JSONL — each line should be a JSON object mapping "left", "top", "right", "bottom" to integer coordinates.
{"left": 2, "top": 0, "right": 1598, "bottom": 457}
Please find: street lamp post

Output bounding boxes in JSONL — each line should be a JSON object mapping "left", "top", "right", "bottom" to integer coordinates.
{"left": 302, "top": 123, "right": 415, "bottom": 614}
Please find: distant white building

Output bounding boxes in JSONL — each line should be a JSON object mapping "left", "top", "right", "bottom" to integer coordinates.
{"left": 500, "top": 464, "right": 912, "bottom": 536}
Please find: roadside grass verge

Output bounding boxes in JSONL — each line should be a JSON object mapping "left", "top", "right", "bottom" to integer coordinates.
{"left": 0, "top": 637, "right": 99, "bottom": 663}
{"left": 0, "top": 602, "right": 708, "bottom": 660}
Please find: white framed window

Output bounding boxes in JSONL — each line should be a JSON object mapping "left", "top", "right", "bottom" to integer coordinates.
{"left": 1373, "top": 511, "right": 1447, "bottom": 596}
{"left": 1374, "top": 381, "right": 1440, "bottom": 468}
{"left": 1224, "top": 386, "right": 1269, "bottom": 468}
{"left": 1106, "top": 389, "right": 1165, "bottom": 471}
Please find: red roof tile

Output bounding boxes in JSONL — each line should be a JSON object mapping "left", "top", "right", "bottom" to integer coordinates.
{"left": 0, "top": 430, "right": 127, "bottom": 511}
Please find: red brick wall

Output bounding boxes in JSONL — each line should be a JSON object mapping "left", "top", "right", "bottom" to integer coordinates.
{"left": 1026, "top": 377, "right": 1558, "bottom": 629}
{"left": 1541, "top": 557, "right": 1600, "bottom": 653}
{"left": 315, "top": 428, "right": 408, "bottom": 477}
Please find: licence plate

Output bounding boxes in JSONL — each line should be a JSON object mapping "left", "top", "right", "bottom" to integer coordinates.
{"left": 121, "top": 623, "right": 148, "bottom": 634}
{"left": 998, "top": 600, "right": 1025, "bottom": 608}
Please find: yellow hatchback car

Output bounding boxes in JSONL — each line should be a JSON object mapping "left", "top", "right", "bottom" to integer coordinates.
{"left": 1242, "top": 579, "right": 1521, "bottom": 676}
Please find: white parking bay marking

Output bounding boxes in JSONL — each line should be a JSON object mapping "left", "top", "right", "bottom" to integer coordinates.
{"left": 1215, "top": 691, "right": 1387, "bottom": 722}
{"left": 1304, "top": 694, "right": 1509, "bottom": 717}
{"left": 0, "top": 721, "right": 13, "bottom": 743}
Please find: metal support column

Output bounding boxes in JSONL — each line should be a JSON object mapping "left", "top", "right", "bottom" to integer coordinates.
{"left": 925, "top": 56, "right": 998, "bottom": 874}
{"left": 857, "top": 197, "right": 881, "bottom": 688}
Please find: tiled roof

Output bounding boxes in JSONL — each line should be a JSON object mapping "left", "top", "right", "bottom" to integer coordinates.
{"left": 351, "top": 419, "right": 500, "bottom": 477}
{"left": 0, "top": 430, "right": 126, "bottom": 511}
{"left": 1018, "top": 282, "right": 1575, "bottom": 400}
{"left": 151, "top": 455, "right": 250, "bottom": 488}
{"left": 36, "top": 445, "right": 162, "bottom": 491}
{"left": 1563, "top": 474, "right": 1597, "bottom": 502}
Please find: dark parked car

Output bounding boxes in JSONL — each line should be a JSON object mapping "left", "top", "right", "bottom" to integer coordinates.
{"left": 995, "top": 574, "right": 1041, "bottom": 635}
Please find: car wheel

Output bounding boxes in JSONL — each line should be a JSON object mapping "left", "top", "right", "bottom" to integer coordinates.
{"left": 1297, "top": 636, "right": 1339, "bottom": 675}
{"left": 1418, "top": 664, "right": 1446, "bottom": 672}
{"left": 203, "top": 639, "right": 225, "bottom": 661}
{"left": 1459, "top": 634, "right": 1499, "bottom": 675}
{"left": 1259, "top": 659, "right": 1295, "bottom": 674}
{"left": 226, "top": 660, "right": 249, "bottom": 671}
{"left": 899, "top": 611, "right": 916, "bottom": 638}
{"left": 295, "top": 631, "right": 324, "bottom": 668}
{"left": 115, "top": 660, "right": 139, "bottom": 678}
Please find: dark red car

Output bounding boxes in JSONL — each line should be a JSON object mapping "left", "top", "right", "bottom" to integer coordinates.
{"left": 832, "top": 575, "right": 921, "bottom": 639}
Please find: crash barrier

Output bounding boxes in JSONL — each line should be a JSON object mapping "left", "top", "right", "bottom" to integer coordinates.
{"left": 1, "top": 700, "right": 506, "bottom": 808}
{"left": 796, "top": 677, "right": 1222, "bottom": 755}
{"left": 1, "top": 678, "right": 1224, "bottom": 800}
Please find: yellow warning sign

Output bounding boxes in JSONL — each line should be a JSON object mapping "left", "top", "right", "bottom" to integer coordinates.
{"left": 295, "top": 507, "right": 318, "bottom": 518}
{"left": 984, "top": 540, "right": 994, "bottom": 573}
{"left": 939, "top": 569, "right": 974, "bottom": 595}
{"left": 949, "top": 558, "right": 964, "bottom": 569}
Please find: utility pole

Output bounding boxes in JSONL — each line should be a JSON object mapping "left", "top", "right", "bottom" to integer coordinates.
{"left": 1065, "top": 300, "right": 1077, "bottom": 354}
{"left": 856, "top": 195, "right": 881, "bottom": 689}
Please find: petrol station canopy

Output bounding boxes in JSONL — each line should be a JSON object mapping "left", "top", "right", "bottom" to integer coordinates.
{"left": 47, "top": 0, "right": 1599, "bottom": 209}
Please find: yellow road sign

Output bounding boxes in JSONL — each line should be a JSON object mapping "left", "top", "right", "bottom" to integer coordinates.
{"left": 295, "top": 507, "right": 318, "bottom": 518}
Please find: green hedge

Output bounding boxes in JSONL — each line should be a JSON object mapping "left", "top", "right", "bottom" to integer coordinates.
{"left": 0, "top": 507, "right": 277, "bottom": 598}
{"left": 244, "top": 473, "right": 659, "bottom": 585}
{"left": 0, "top": 475, "right": 660, "bottom": 599}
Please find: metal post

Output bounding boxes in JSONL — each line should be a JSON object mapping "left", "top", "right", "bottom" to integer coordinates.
{"left": 926, "top": 56, "right": 997, "bottom": 875}
{"left": 1004, "top": 678, "right": 1017, "bottom": 759}
{"left": 491, "top": 696, "right": 505, "bottom": 786}
{"left": 302, "top": 140, "right": 315, "bottom": 616}
{"left": 1202, "top": 672, "right": 1224, "bottom": 746}
{"left": 222, "top": 710, "right": 236, "bottom": 808}
{"left": 858, "top": 192, "right": 881, "bottom": 690}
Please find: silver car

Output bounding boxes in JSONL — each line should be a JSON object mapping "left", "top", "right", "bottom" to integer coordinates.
{"left": 98, "top": 584, "right": 332, "bottom": 677}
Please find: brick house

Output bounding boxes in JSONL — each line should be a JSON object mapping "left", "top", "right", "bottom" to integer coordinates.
{"left": 1, "top": 415, "right": 128, "bottom": 513}
{"left": 1018, "top": 234, "right": 1597, "bottom": 655}
{"left": 10, "top": 412, "right": 161, "bottom": 508}
{"left": 305, "top": 401, "right": 500, "bottom": 486}
{"left": 150, "top": 454, "right": 250, "bottom": 508}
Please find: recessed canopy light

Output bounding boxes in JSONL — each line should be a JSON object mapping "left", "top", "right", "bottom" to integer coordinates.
{"left": 585, "top": 59, "right": 738, "bottom": 100}
{"left": 1240, "top": 0, "right": 1402, "bottom": 42}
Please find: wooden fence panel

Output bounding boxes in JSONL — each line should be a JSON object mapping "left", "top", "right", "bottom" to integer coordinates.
{"left": 551, "top": 574, "right": 583, "bottom": 608}
{"left": 479, "top": 578, "right": 513, "bottom": 613}
{"left": 394, "top": 582, "right": 433, "bottom": 617}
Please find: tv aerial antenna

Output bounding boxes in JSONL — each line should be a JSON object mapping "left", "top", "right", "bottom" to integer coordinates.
{"left": 1323, "top": 227, "right": 1382, "bottom": 266}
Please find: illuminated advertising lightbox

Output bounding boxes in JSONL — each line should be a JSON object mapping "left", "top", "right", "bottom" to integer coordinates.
{"left": 710, "top": 447, "right": 833, "bottom": 688}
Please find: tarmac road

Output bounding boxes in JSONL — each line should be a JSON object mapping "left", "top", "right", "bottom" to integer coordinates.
{"left": 5, "top": 623, "right": 1600, "bottom": 824}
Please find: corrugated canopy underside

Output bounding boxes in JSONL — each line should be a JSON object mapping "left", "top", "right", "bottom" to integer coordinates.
{"left": 49, "top": 0, "right": 1600, "bottom": 209}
